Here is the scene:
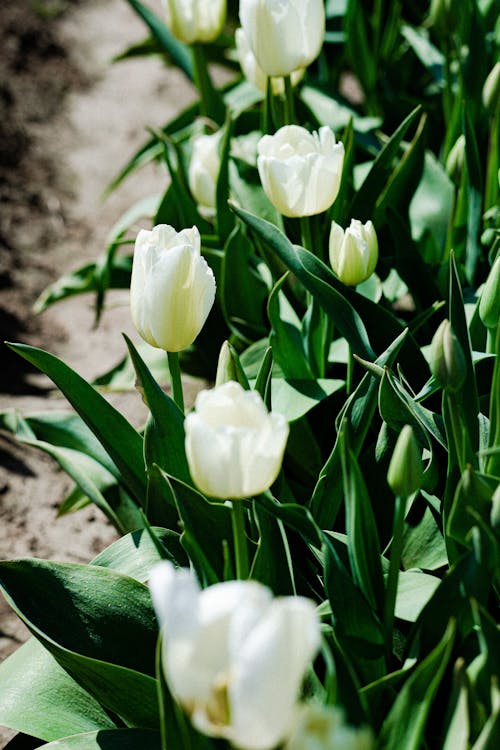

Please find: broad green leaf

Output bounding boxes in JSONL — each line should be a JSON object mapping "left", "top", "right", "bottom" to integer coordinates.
{"left": 410, "top": 151, "right": 454, "bottom": 265}
{"left": 463, "top": 110, "right": 483, "bottom": 282}
{"left": 258, "top": 493, "right": 322, "bottom": 548}
{"left": 125, "top": 0, "right": 193, "bottom": 80}
{"left": 395, "top": 571, "right": 440, "bottom": 623}
{"left": 400, "top": 25, "right": 444, "bottom": 83}
{"left": 0, "top": 639, "right": 116, "bottom": 742}
{"left": 300, "top": 85, "right": 381, "bottom": 135}
{"left": 268, "top": 275, "right": 314, "bottom": 379}
{"left": 379, "top": 620, "right": 456, "bottom": 750}
{"left": 442, "top": 661, "right": 471, "bottom": 750}
{"left": 37, "top": 729, "right": 161, "bottom": 749}
{"left": 251, "top": 503, "right": 295, "bottom": 595}
{"left": 401, "top": 502, "right": 448, "bottom": 571}
{"left": 92, "top": 527, "right": 188, "bottom": 580}
{"left": 216, "top": 113, "right": 235, "bottom": 240}
{"left": 6, "top": 343, "right": 147, "bottom": 505}
{"left": 323, "top": 535, "right": 386, "bottom": 686}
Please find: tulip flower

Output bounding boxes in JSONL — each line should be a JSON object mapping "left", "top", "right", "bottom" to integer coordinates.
{"left": 149, "top": 561, "right": 321, "bottom": 750}
{"left": 285, "top": 704, "right": 374, "bottom": 750}
{"left": 257, "top": 125, "right": 344, "bottom": 218}
{"left": 130, "top": 224, "right": 216, "bottom": 353}
{"left": 188, "top": 130, "right": 222, "bottom": 219}
{"left": 184, "top": 380, "right": 289, "bottom": 499}
{"left": 163, "top": 0, "right": 226, "bottom": 44}
{"left": 235, "top": 27, "right": 304, "bottom": 96}
{"left": 329, "top": 219, "right": 378, "bottom": 286}
{"left": 239, "top": 0, "right": 325, "bottom": 77}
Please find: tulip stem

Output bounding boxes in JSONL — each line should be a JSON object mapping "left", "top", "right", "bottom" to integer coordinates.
{"left": 192, "top": 43, "right": 224, "bottom": 124}
{"left": 231, "top": 501, "right": 249, "bottom": 580}
{"left": 300, "top": 217, "right": 313, "bottom": 252}
{"left": 167, "top": 351, "right": 184, "bottom": 414}
{"left": 283, "top": 75, "right": 295, "bottom": 124}
{"left": 383, "top": 493, "right": 407, "bottom": 657}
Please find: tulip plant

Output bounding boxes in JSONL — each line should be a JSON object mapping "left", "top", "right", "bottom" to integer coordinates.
{"left": 1, "top": 0, "right": 499, "bottom": 749}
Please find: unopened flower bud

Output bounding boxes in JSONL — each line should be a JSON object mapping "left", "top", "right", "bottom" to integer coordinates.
{"left": 445, "top": 135, "right": 465, "bottom": 182}
{"left": 430, "top": 319, "right": 467, "bottom": 392}
{"left": 387, "top": 425, "right": 423, "bottom": 496}
{"left": 479, "top": 255, "right": 500, "bottom": 329}
{"left": 163, "top": 0, "right": 226, "bottom": 44}
{"left": 490, "top": 484, "right": 500, "bottom": 532}
{"left": 329, "top": 219, "right": 378, "bottom": 286}
{"left": 483, "top": 62, "right": 500, "bottom": 114}
{"left": 188, "top": 130, "right": 222, "bottom": 220}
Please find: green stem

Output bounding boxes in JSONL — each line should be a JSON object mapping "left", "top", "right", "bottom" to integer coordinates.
{"left": 446, "top": 391, "right": 466, "bottom": 474}
{"left": 300, "top": 216, "right": 313, "bottom": 252}
{"left": 283, "top": 75, "right": 295, "bottom": 125}
{"left": 384, "top": 494, "right": 407, "bottom": 654}
{"left": 346, "top": 344, "right": 354, "bottom": 396}
{"left": 192, "top": 43, "right": 224, "bottom": 124}
{"left": 167, "top": 351, "right": 184, "bottom": 414}
{"left": 486, "top": 322, "right": 500, "bottom": 476}
{"left": 231, "top": 501, "right": 249, "bottom": 579}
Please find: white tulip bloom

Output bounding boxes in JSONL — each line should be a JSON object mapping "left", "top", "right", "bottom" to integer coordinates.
{"left": 130, "top": 224, "right": 216, "bottom": 352}
{"left": 329, "top": 219, "right": 378, "bottom": 286}
{"left": 149, "top": 561, "right": 321, "bottom": 750}
{"left": 163, "top": 0, "right": 226, "bottom": 44}
{"left": 185, "top": 380, "right": 289, "bottom": 498}
{"left": 257, "top": 125, "right": 344, "bottom": 218}
{"left": 188, "top": 130, "right": 222, "bottom": 219}
{"left": 286, "top": 704, "right": 374, "bottom": 750}
{"left": 235, "top": 27, "right": 304, "bottom": 96}
{"left": 239, "top": 0, "right": 325, "bottom": 77}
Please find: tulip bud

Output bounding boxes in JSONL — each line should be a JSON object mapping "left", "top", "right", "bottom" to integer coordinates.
{"left": 490, "top": 484, "right": 500, "bottom": 533}
{"left": 149, "top": 561, "right": 321, "bottom": 750}
{"left": 479, "top": 255, "right": 500, "bottom": 330}
{"left": 445, "top": 135, "right": 465, "bottom": 182}
{"left": 429, "top": 319, "right": 467, "bottom": 392}
{"left": 286, "top": 704, "right": 374, "bottom": 750}
{"left": 235, "top": 27, "right": 304, "bottom": 96}
{"left": 387, "top": 425, "right": 423, "bottom": 497}
{"left": 185, "top": 380, "right": 289, "bottom": 498}
{"left": 188, "top": 130, "right": 222, "bottom": 220}
{"left": 329, "top": 219, "right": 378, "bottom": 286}
{"left": 483, "top": 62, "right": 500, "bottom": 114}
{"left": 239, "top": 0, "right": 325, "bottom": 78}
{"left": 163, "top": 0, "right": 226, "bottom": 44}
{"left": 130, "top": 224, "right": 216, "bottom": 352}
{"left": 257, "top": 125, "right": 344, "bottom": 218}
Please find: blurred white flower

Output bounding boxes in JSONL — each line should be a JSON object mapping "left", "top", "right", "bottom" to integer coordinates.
{"left": 285, "top": 704, "right": 374, "bottom": 750}
{"left": 239, "top": 0, "right": 325, "bottom": 77}
{"left": 149, "top": 561, "right": 321, "bottom": 750}
{"left": 235, "top": 27, "right": 304, "bottom": 96}
{"left": 130, "top": 224, "right": 215, "bottom": 352}
{"left": 329, "top": 219, "right": 378, "bottom": 286}
{"left": 163, "top": 0, "right": 226, "bottom": 44}
{"left": 257, "top": 125, "right": 344, "bottom": 218}
{"left": 185, "top": 380, "right": 289, "bottom": 498}
{"left": 188, "top": 130, "right": 222, "bottom": 219}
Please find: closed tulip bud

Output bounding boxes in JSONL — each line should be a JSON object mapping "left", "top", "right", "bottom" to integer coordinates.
{"left": 479, "top": 255, "right": 500, "bottom": 329}
{"left": 257, "top": 125, "right": 344, "bottom": 218}
{"left": 445, "top": 135, "right": 465, "bottom": 181}
{"left": 163, "top": 0, "right": 226, "bottom": 44}
{"left": 483, "top": 62, "right": 500, "bottom": 114}
{"left": 490, "top": 484, "right": 500, "bottom": 532}
{"left": 185, "top": 380, "right": 289, "bottom": 498}
{"left": 239, "top": 0, "right": 325, "bottom": 78}
{"left": 286, "top": 705, "right": 374, "bottom": 750}
{"left": 430, "top": 319, "right": 467, "bottom": 392}
{"left": 235, "top": 27, "right": 304, "bottom": 96}
{"left": 149, "top": 561, "right": 321, "bottom": 750}
{"left": 387, "top": 425, "right": 423, "bottom": 497}
{"left": 130, "top": 224, "right": 216, "bottom": 352}
{"left": 188, "top": 130, "right": 222, "bottom": 220}
{"left": 329, "top": 219, "right": 378, "bottom": 286}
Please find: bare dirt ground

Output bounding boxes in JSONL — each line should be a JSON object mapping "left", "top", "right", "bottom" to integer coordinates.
{"left": 0, "top": 1, "right": 201, "bottom": 743}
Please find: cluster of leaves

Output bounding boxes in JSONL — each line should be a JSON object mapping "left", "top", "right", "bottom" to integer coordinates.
{"left": 0, "top": 1, "right": 499, "bottom": 749}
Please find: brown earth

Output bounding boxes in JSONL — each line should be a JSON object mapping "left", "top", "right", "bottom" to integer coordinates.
{"left": 0, "top": 0, "right": 203, "bottom": 744}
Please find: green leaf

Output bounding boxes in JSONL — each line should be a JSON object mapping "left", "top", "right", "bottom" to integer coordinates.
{"left": 251, "top": 503, "right": 295, "bottom": 595}
{"left": 6, "top": 343, "right": 147, "bottom": 505}
{"left": 92, "top": 527, "right": 188, "bottom": 580}
{"left": 37, "top": 729, "right": 161, "bottom": 749}
{"left": 401, "top": 501, "right": 448, "bottom": 571}
{"left": 0, "top": 639, "right": 116, "bottom": 742}
{"left": 379, "top": 620, "right": 456, "bottom": 750}
{"left": 463, "top": 109, "right": 484, "bottom": 282}
{"left": 216, "top": 113, "right": 235, "bottom": 240}
{"left": 125, "top": 0, "right": 193, "bottom": 80}
{"left": 268, "top": 275, "right": 314, "bottom": 379}
{"left": 394, "top": 571, "right": 440, "bottom": 623}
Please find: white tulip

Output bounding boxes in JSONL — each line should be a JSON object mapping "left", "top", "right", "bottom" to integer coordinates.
{"left": 257, "top": 125, "right": 344, "bottom": 218}
{"left": 184, "top": 380, "right": 289, "bottom": 499}
{"left": 163, "top": 0, "right": 226, "bottom": 44}
{"left": 188, "top": 130, "right": 222, "bottom": 219}
{"left": 235, "top": 27, "right": 305, "bottom": 96}
{"left": 329, "top": 219, "right": 378, "bottom": 286}
{"left": 285, "top": 704, "right": 374, "bottom": 750}
{"left": 149, "top": 561, "right": 321, "bottom": 750}
{"left": 239, "top": 0, "right": 325, "bottom": 77}
{"left": 130, "top": 224, "right": 216, "bottom": 352}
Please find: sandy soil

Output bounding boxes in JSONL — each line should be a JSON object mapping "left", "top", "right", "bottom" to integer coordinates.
{"left": 0, "top": 1, "right": 202, "bottom": 743}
